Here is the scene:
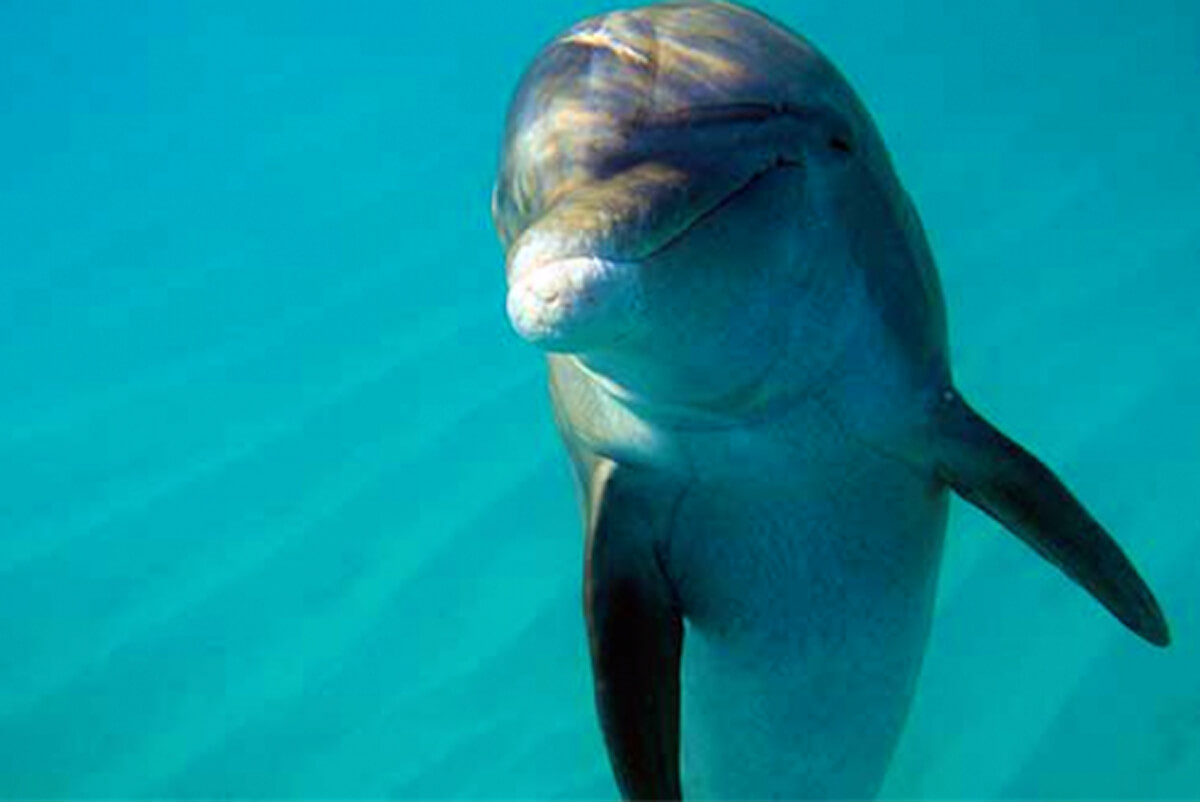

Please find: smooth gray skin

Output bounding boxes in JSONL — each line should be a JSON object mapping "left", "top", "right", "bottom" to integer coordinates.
{"left": 493, "top": 3, "right": 1169, "bottom": 799}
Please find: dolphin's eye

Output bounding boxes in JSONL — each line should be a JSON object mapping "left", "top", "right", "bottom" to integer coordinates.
{"left": 828, "top": 135, "right": 853, "bottom": 155}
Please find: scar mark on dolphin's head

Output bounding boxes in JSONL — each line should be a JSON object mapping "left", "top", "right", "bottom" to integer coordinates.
{"left": 561, "top": 27, "right": 653, "bottom": 68}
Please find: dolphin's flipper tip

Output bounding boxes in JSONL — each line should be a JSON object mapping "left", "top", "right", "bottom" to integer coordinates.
{"left": 1135, "top": 590, "right": 1171, "bottom": 648}
{"left": 933, "top": 389, "right": 1172, "bottom": 649}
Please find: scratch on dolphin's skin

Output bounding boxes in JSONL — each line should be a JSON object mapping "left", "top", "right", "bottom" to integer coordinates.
{"left": 494, "top": 2, "right": 1170, "bottom": 799}
{"left": 562, "top": 27, "right": 653, "bottom": 68}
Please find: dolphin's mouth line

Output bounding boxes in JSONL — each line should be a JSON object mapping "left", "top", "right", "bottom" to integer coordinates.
{"left": 592, "top": 101, "right": 823, "bottom": 263}
{"left": 628, "top": 101, "right": 839, "bottom": 145}
{"left": 511, "top": 100, "right": 825, "bottom": 275}
{"left": 505, "top": 159, "right": 802, "bottom": 351}
{"left": 622, "top": 158, "right": 803, "bottom": 265}
{"left": 512, "top": 157, "right": 800, "bottom": 280}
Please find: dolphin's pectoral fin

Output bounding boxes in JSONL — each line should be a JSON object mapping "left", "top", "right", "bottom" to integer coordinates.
{"left": 584, "top": 460, "right": 684, "bottom": 801}
{"left": 933, "top": 390, "right": 1171, "bottom": 647}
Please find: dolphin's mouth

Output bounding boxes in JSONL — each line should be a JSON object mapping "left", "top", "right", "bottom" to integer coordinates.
{"left": 506, "top": 155, "right": 801, "bottom": 352}
{"left": 501, "top": 101, "right": 837, "bottom": 352}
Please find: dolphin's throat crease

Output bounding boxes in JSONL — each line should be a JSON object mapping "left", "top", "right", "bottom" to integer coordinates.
{"left": 491, "top": 2, "right": 1171, "bottom": 800}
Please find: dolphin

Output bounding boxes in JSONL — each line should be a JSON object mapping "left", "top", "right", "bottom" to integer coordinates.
{"left": 491, "top": 2, "right": 1171, "bottom": 799}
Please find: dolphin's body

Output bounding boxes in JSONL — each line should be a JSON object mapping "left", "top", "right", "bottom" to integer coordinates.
{"left": 491, "top": 3, "right": 1170, "bottom": 799}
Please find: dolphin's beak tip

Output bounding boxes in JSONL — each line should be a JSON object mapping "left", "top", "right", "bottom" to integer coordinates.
{"left": 506, "top": 254, "right": 643, "bottom": 353}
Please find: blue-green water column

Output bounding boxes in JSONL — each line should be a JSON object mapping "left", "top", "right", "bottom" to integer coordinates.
{"left": 1, "top": 0, "right": 1197, "bottom": 797}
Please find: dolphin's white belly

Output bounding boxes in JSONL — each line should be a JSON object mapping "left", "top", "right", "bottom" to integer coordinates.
{"left": 665, "top": 427, "right": 948, "bottom": 800}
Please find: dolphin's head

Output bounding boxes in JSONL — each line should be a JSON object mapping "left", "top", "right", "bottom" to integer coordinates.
{"left": 493, "top": 1, "right": 906, "bottom": 414}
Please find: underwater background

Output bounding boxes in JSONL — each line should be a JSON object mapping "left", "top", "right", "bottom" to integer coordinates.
{"left": 1, "top": 0, "right": 1198, "bottom": 797}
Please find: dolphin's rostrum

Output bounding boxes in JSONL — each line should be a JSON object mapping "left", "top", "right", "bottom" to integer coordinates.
{"left": 492, "top": 2, "right": 1170, "bottom": 799}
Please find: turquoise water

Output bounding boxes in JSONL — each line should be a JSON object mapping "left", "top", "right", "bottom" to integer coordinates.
{"left": 2, "top": 0, "right": 1198, "bottom": 797}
